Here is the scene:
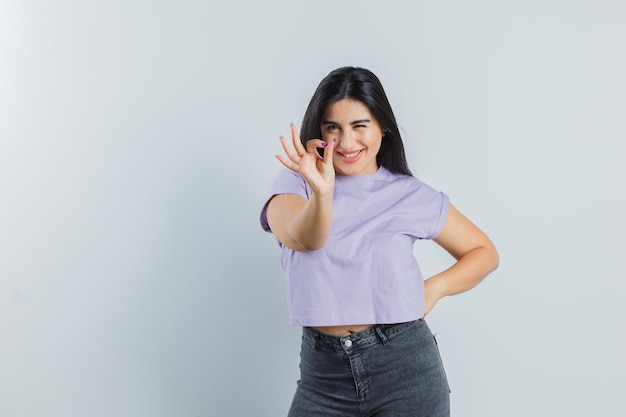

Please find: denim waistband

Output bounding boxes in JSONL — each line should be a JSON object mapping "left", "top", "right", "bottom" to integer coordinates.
{"left": 302, "top": 320, "right": 421, "bottom": 352}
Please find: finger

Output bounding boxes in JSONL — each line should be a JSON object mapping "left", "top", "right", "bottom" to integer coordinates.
{"left": 322, "top": 137, "right": 336, "bottom": 165}
{"left": 275, "top": 154, "right": 298, "bottom": 171}
{"left": 279, "top": 135, "right": 301, "bottom": 163}
{"left": 290, "top": 123, "right": 307, "bottom": 156}
{"left": 305, "top": 139, "right": 327, "bottom": 155}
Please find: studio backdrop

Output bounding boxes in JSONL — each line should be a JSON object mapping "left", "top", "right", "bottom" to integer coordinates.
{"left": 1, "top": 1, "right": 624, "bottom": 416}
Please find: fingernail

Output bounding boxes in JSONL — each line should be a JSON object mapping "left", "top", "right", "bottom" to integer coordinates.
{"left": 321, "top": 141, "right": 327, "bottom": 147}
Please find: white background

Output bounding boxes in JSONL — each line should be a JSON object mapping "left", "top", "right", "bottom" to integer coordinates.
{"left": 1, "top": 1, "right": 624, "bottom": 416}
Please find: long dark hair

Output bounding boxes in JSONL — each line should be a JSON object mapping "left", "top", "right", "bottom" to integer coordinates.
{"left": 300, "top": 66, "right": 412, "bottom": 176}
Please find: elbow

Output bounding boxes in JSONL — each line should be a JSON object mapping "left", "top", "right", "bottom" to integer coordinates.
{"left": 296, "top": 237, "right": 329, "bottom": 252}
{"left": 462, "top": 242, "right": 498, "bottom": 274}
{"left": 288, "top": 225, "right": 330, "bottom": 252}
{"left": 487, "top": 243, "right": 499, "bottom": 273}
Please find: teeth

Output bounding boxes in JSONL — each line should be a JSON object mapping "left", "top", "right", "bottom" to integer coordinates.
{"left": 343, "top": 151, "right": 360, "bottom": 157}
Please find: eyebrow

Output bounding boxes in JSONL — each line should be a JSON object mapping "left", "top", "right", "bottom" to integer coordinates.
{"left": 321, "top": 119, "right": 372, "bottom": 125}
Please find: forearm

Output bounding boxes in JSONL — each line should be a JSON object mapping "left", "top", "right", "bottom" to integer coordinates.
{"left": 287, "top": 190, "right": 334, "bottom": 251}
{"left": 271, "top": 126, "right": 336, "bottom": 251}
{"left": 426, "top": 245, "right": 499, "bottom": 298}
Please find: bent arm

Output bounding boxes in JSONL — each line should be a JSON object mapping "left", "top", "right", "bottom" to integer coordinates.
{"left": 266, "top": 124, "right": 336, "bottom": 251}
{"left": 425, "top": 204, "right": 499, "bottom": 311}
{"left": 266, "top": 189, "right": 334, "bottom": 252}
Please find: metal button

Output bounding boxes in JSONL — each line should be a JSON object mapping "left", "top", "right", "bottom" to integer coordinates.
{"left": 344, "top": 339, "right": 352, "bottom": 347}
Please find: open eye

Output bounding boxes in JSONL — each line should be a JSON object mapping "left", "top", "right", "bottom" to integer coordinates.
{"left": 325, "top": 123, "right": 339, "bottom": 131}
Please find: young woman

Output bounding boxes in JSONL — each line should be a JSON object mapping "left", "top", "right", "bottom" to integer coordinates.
{"left": 260, "top": 66, "right": 499, "bottom": 417}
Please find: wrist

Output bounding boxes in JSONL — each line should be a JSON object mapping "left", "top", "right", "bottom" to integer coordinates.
{"left": 425, "top": 275, "right": 448, "bottom": 299}
{"left": 311, "top": 184, "right": 334, "bottom": 199}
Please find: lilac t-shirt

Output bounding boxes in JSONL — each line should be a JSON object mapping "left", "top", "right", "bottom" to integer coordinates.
{"left": 260, "top": 167, "right": 450, "bottom": 326}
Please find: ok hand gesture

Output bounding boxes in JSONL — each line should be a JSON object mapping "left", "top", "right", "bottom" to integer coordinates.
{"left": 276, "top": 123, "right": 336, "bottom": 196}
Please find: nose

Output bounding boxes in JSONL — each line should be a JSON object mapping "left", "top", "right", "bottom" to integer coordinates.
{"left": 337, "top": 131, "right": 355, "bottom": 150}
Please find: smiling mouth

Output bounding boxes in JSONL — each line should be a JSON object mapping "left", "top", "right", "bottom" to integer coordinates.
{"left": 339, "top": 150, "right": 362, "bottom": 158}
{"left": 337, "top": 149, "right": 364, "bottom": 164}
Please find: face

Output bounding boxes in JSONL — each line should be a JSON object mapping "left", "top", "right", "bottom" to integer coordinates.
{"left": 321, "top": 98, "right": 384, "bottom": 176}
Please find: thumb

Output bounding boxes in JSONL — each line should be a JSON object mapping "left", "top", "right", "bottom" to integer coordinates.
{"left": 322, "top": 138, "right": 335, "bottom": 165}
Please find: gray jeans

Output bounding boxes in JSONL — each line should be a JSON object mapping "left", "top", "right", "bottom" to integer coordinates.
{"left": 288, "top": 320, "right": 450, "bottom": 417}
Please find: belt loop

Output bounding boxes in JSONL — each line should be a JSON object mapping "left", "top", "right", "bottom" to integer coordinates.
{"left": 313, "top": 331, "right": 320, "bottom": 350}
{"left": 375, "top": 326, "right": 388, "bottom": 345}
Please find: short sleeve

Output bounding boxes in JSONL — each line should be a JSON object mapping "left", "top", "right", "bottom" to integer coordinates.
{"left": 259, "top": 169, "right": 310, "bottom": 232}
{"left": 409, "top": 178, "right": 450, "bottom": 240}
{"left": 426, "top": 190, "right": 450, "bottom": 239}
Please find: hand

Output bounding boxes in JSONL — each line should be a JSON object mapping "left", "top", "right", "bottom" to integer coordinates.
{"left": 276, "top": 123, "right": 336, "bottom": 195}
{"left": 422, "top": 276, "right": 446, "bottom": 318}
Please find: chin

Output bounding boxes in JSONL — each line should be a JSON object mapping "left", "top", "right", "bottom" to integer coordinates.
{"left": 335, "top": 166, "right": 360, "bottom": 176}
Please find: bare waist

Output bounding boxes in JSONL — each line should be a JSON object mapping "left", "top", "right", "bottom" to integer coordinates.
{"left": 311, "top": 324, "right": 375, "bottom": 337}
